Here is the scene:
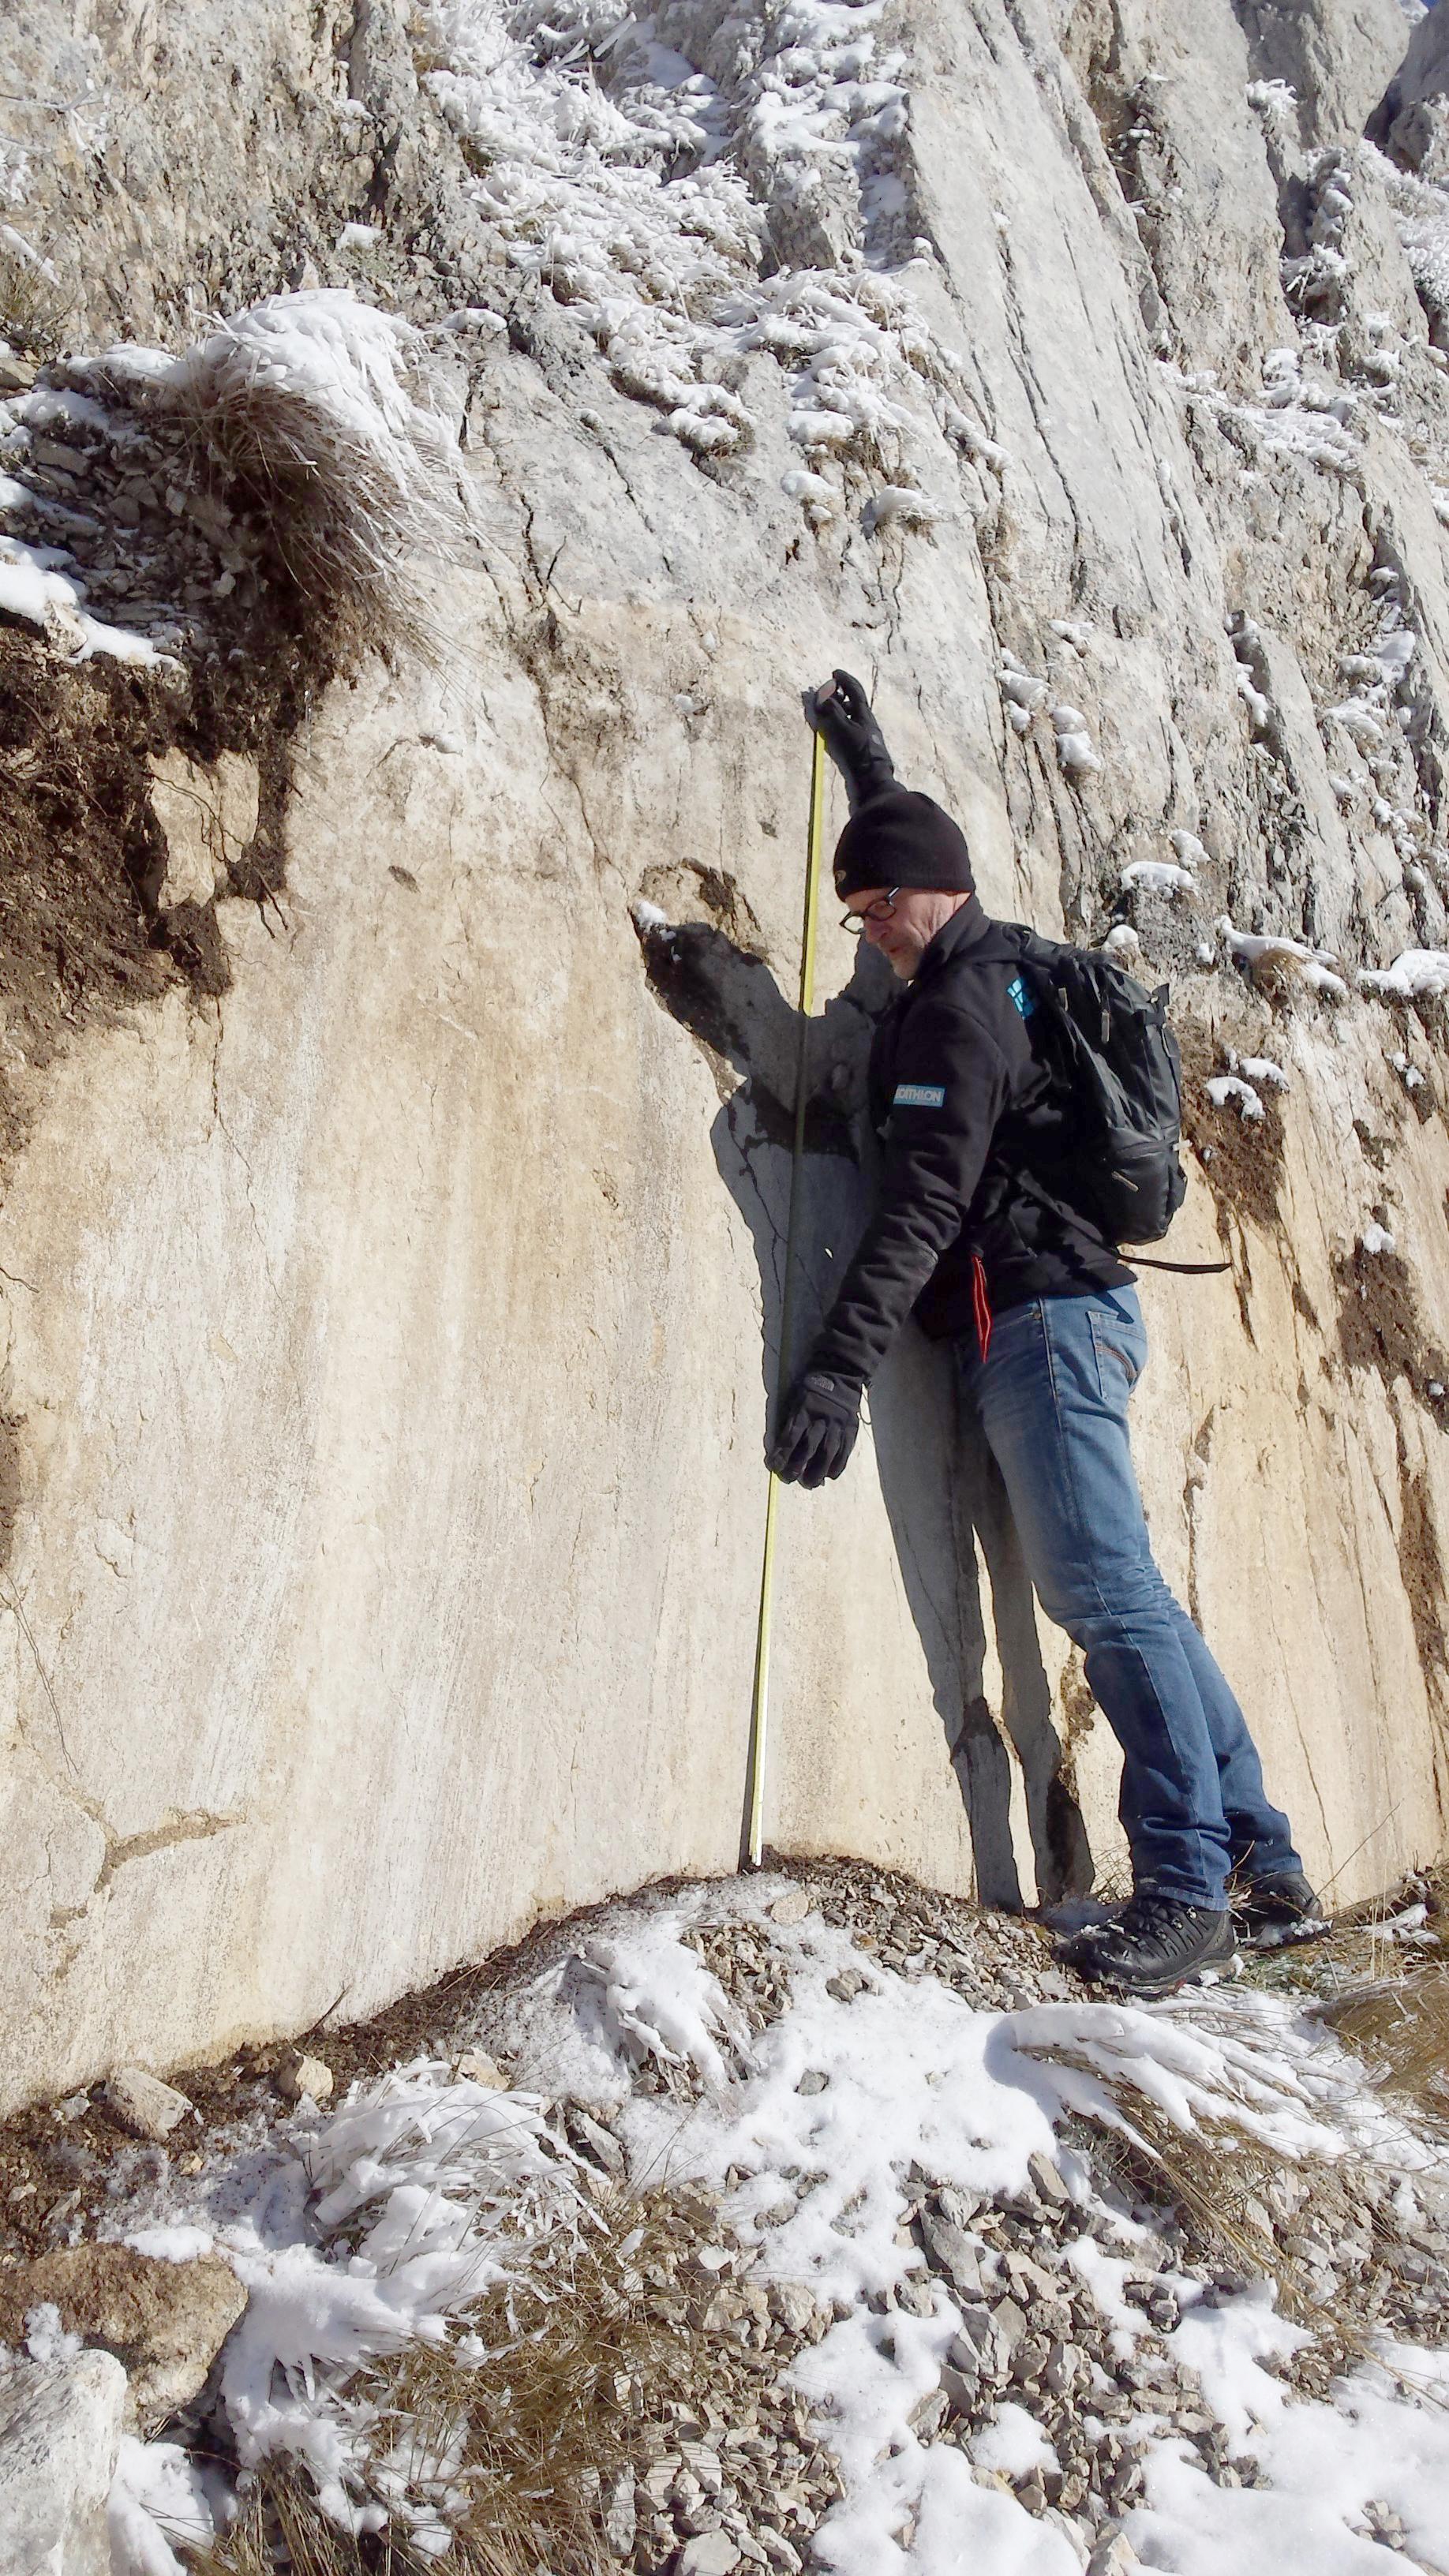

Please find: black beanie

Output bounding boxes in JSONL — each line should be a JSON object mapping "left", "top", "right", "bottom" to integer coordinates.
{"left": 833, "top": 790, "right": 975, "bottom": 900}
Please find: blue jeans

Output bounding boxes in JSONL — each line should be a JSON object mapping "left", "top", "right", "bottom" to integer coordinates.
{"left": 956, "top": 1287, "right": 1301, "bottom": 1908}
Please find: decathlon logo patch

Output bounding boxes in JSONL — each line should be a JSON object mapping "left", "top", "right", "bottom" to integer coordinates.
{"left": 893, "top": 1081, "right": 946, "bottom": 1109}
{"left": 1007, "top": 973, "right": 1037, "bottom": 1019}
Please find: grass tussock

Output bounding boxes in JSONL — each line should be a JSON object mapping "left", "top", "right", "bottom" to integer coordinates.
{"left": 1082, "top": 2096, "right": 1331, "bottom": 2321}
{"left": 0, "top": 235, "right": 69, "bottom": 360}
{"left": 1315, "top": 1966, "right": 1449, "bottom": 2132}
{"left": 189, "top": 2458, "right": 583, "bottom": 2576}
{"left": 156, "top": 293, "right": 476, "bottom": 668}
{"left": 187, "top": 2190, "right": 721, "bottom": 2575}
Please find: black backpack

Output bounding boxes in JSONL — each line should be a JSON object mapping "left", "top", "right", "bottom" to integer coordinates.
{"left": 969, "top": 928, "right": 1189, "bottom": 1249}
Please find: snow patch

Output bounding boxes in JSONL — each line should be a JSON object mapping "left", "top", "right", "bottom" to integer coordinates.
{"left": 0, "top": 536, "right": 179, "bottom": 665}
{"left": 1121, "top": 859, "right": 1195, "bottom": 897}
{"left": 1207, "top": 1075, "right": 1265, "bottom": 1121}
{"left": 1358, "top": 948, "right": 1449, "bottom": 1002}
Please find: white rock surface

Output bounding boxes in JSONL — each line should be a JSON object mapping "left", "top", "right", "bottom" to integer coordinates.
{"left": 148, "top": 751, "right": 260, "bottom": 911}
{"left": 0, "top": 2349, "right": 125, "bottom": 2576}
{"left": 0, "top": 0, "right": 1446, "bottom": 2102}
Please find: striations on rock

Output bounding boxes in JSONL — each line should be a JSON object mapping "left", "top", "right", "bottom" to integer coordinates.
{"left": 0, "top": 2347, "right": 126, "bottom": 2576}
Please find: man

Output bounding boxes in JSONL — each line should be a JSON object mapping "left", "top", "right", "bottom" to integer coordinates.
{"left": 767, "top": 672, "right": 1318, "bottom": 1994}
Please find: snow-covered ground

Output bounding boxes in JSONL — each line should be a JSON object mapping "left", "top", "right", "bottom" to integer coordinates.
{"left": 75, "top": 1871, "right": 1449, "bottom": 2576}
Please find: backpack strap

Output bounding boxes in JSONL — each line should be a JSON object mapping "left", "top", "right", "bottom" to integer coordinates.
{"left": 1121, "top": 1252, "right": 1233, "bottom": 1275}
{"left": 1013, "top": 1168, "right": 1231, "bottom": 1275}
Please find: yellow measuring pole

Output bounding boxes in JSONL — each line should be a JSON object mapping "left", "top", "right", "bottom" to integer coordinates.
{"left": 745, "top": 726, "right": 828, "bottom": 1867}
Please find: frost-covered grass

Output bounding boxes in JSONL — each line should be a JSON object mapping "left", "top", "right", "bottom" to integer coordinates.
{"left": 1218, "top": 916, "right": 1351, "bottom": 1001}
{"left": 99, "top": 1878, "right": 1449, "bottom": 2576}
{"left": 156, "top": 292, "right": 475, "bottom": 663}
{"left": 0, "top": 289, "right": 477, "bottom": 669}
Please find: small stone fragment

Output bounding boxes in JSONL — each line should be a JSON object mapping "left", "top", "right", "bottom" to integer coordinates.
{"left": 680, "top": 2439, "right": 724, "bottom": 2496}
{"left": 908, "top": 2387, "right": 949, "bottom": 2437}
{"left": 455, "top": 2049, "right": 509, "bottom": 2088}
{"left": 567, "top": 2106, "right": 624, "bottom": 2171}
{"left": 1005, "top": 2252, "right": 1059, "bottom": 2301}
{"left": 601, "top": 2466, "right": 635, "bottom": 2557}
{"left": 679, "top": 2535, "right": 743, "bottom": 2575}
{"left": 1042, "top": 2507, "right": 1091, "bottom": 2566}
{"left": 770, "top": 1889, "right": 812, "bottom": 1927}
{"left": 919, "top": 2210, "right": 984, "bottom": 2298}
{"left": 796, "top": 2070, "right": 828, "bottom": 2095}
{"left": 149, "top": 747, "right": 260, "bottom": 907}
{"left": 1028, "top": 2149, "right": 1071, "bottom": 2205}
{"left": 642, "top": 2453, "right": 680, "bottom": 2507}
{"left": 938, "top": 2362, "right": 980, "bottom": 2417}
{"left": 766, "top": 2279, "right": 822, "bottom": 2335}
{"left": 948, "top": 2304, "right": 996, "bottom": 2365}
{"left": 990, "top": 2294, "right": 1030, "bottom": 2353}
{"left": 277, "top": 2051, "right": 335, "bottom": 2105}
{"left": 1088, "top": 2536, "right": 1143, "bottom": 2574}
{"left": 103, "top": 2069, "right": 195, "bottom": 2143}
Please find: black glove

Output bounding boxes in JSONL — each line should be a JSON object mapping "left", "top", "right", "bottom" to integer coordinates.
{"left": 767, "top": 1368, "right": 863, "bottom": 1488}
{"left": 806, "top": 669, "right": 897, "bottom": 811}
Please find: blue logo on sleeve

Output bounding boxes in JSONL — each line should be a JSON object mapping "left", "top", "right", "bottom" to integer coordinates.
{"left": 1007, "top": 973, "right": 1037, "bottom": 1020}
{"left": 893, "top": 1082, "right": 946, "bottom": 1108}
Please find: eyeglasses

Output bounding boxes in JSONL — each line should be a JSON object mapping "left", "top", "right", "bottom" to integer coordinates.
{"left": 840, "top": 886, "right": 900, "bottom": 934}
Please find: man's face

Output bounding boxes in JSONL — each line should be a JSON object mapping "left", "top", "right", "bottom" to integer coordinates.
{"left": 844, "top": 885, "right": 972, "bottom": 979}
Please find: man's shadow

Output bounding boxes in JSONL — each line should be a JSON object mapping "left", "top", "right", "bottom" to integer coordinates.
{"left": 633, "top": 904, "right": 1094, "bottom": 1909}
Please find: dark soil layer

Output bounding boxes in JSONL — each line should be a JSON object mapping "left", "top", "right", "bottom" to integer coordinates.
{"left": 1334, "top": 1239, "right": 1449, "bottom": 1419}
{"left": 1176, "top": 1019, "right": 1287, "bottom": 1236}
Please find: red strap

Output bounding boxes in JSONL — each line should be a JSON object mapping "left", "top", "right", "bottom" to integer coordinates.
{"left": 972, "top": 1252, "right": 993, "bottom": 1362}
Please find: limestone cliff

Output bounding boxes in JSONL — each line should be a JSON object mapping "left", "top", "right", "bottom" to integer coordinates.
{"left": 1, "top": 0, "right": 1447, "bottom": 2106}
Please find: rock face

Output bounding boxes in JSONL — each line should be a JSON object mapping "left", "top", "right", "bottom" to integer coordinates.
{"left": 0, "top": 2246, "right": 245, "bottom": 2433}
{"left": 0, "top": 2348, "right": 125, "bottom": 2575}
{"left": 1, "top": 0, "right": 1448, "bottom": 2102}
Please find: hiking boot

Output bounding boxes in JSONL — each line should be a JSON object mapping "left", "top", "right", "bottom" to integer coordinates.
{"left": 1230, "top": 1868, "right": 1327, "bottom": 1944}
{"left": 1062, "top": 1892, "right": 1237, "bottom": 1996}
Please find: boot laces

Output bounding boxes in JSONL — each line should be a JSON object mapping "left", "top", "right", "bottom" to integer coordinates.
{"left": 1115, "top": 1890, "right": 1206, "bottom": 1944}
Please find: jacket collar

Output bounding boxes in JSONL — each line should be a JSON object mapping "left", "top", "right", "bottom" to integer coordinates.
{"left": 909, "top": 896, "right": 994, "bottom": 989}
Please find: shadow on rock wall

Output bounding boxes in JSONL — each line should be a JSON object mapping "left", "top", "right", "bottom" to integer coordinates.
{"left": 632, "top": 895, "right": 1094, "bottom": 1909}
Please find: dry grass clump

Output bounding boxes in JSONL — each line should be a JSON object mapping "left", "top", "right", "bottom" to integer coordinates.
{"left": 1315, "top": 1968, "right": 1449, "bottom": 2133}
{"left": 1237, "top": 942, "right": 1327, "bottom": 1001}
{"left": 190, "top": 2458, "right": 587, "bottom": 2576}
{"left": 1083, "top": 2097, "right": 1332, "bottom": 2321}
{"left": 155, "top": 291, "right": 475, "bottom": 668}
{"left": 359, "top": 2193, "right": 706, "bottom": 2573}
{"left": 0, "top": 234, "right": 69, "bottom": 360}
{"left": 188, "top": 2189, "right": 719, "bottom": 2575}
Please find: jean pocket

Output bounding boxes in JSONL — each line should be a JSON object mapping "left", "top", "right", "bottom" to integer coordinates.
{"left": 1090, "top": 1311, "right": 1146, "bottom": 1399}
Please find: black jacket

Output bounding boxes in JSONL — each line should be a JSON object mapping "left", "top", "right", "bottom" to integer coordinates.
{"left": 811, "top": 901, "right": 1133, "bottom": 1388}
